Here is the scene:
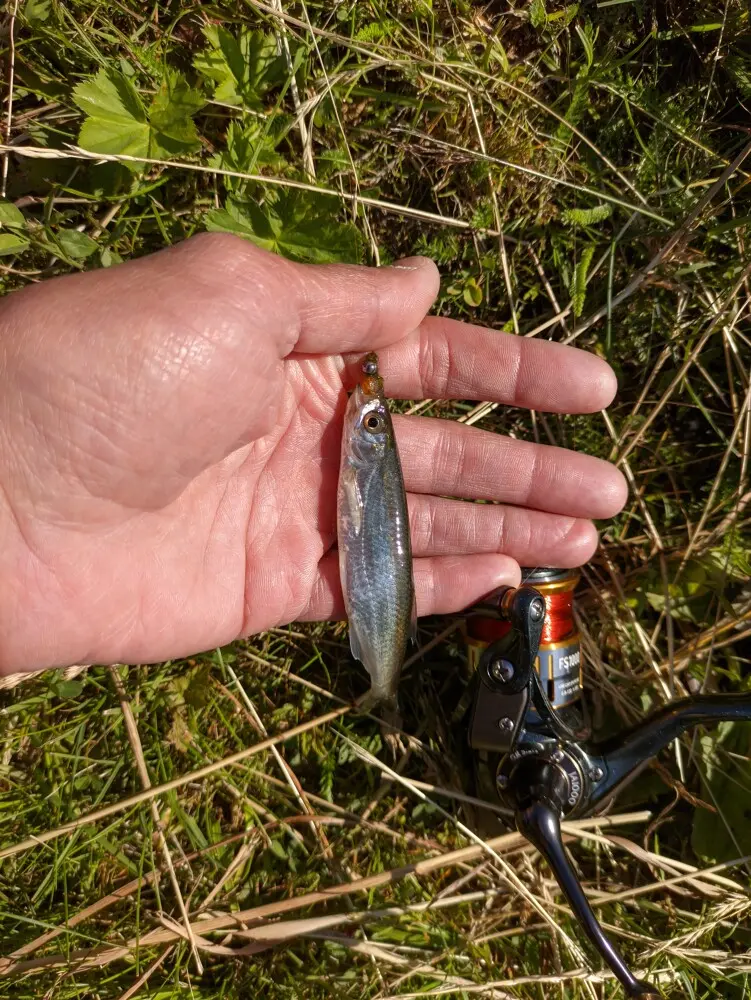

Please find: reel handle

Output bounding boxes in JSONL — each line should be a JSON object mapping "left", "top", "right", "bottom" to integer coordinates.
{"left": 512, "top": 765, "right": 660, "bottom": 999}
{"left": 468, "top": 583, "right": 751, "bottom": 998}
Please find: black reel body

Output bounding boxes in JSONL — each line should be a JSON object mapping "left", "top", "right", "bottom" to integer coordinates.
{"left": 465, "top": 569, "right": 751, "bottom": 999}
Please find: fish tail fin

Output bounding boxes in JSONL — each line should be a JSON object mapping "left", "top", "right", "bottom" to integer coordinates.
{"left": 355, "top": 687, "right": 402, "bottom": 730}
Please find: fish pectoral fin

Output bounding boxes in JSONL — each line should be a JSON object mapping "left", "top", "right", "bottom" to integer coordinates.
{"left": 410, "top": 591, "right": 418, "bottom": 644}
{"left": 340, "top": 464, "right": 363, "bottom": 537}
{"left": 348, "top": 620, "right": 366, "bottom": 665}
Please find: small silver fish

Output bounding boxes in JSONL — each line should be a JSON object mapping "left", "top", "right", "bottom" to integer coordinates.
{"left": 337, "top": 352, "right": 416, "bottom": 710}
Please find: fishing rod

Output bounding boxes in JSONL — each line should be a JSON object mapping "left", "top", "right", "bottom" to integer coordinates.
{"left": 464, "top": 568, "right": 751, "bottom": 999}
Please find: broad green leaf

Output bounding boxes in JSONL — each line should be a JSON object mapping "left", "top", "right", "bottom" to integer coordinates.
{"left": 0, "top": 201, "right": 26, "bottom": 227}
{"left": 0, "top": 232, "right": 30, "bottom": 255}
{"left": 569, "top": 243, "right": 596, "bottom": 318}
{"left": 643, "top": 552, "right": 747, "bottom": 623}
{"left": 78, "top": 116, "right": 149, "bottom": 159}
{"left": 73, "top": 69, "right": 146, "bottom": 127}
{"left": 56, "top": 229, "right": 98, "bottom": 259}
{"left": 194, "top": 26, "right": 286, "bottom": 109}
{"left": 317, "top": 147, "right": 350, "bottom": 177}
{"left": 74, "top": 68, "right": 203, "bottom": 166}
{"left": 193, "top": 26, "right": 245, "bottom": 95}
{"left": 53, "top": 679, "right": 84, "bottom": 699}
{"left": 205, "top": 198, "right": 278, "bottom": 242}
{"left": 75, "top": 69, "right": 151, "bottom": 162}
{"left": 692, "top": 721, "right": 751, "bottom": 863}
{"left": 206, "top": 191, "right": 362, "bottom": 264}
{"left": 149, "top": 69, "right": 204, "bottom": 149}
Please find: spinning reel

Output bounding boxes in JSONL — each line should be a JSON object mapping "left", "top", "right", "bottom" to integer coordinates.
{"left": 465, "top": 569, "right": 751, "bottom": 999}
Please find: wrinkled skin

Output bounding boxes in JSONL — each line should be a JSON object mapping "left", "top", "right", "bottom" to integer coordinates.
{"left": 0, "top": 235, "right": 627, "bottom": 674}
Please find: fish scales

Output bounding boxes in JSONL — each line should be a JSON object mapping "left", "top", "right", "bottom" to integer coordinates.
{"left": 337, "top": 352, "right": 416, "bottom": 708}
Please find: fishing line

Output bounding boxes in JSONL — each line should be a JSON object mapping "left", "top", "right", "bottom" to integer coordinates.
{"left": 540, "top": 586, "right": 577, "bottom": 645}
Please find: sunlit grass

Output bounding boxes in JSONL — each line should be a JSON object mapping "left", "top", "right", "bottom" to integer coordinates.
{"left": 1, "top": 1, "right": 750, "bottom": 997}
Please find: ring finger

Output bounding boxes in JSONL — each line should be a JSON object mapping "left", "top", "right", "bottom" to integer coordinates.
{"left": 408, "top": 494, "right": 597, "bottom": 568}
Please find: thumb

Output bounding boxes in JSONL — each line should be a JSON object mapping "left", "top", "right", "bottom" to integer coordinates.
{"left": 274, "top": 252, "right": 441, "bottom": 355}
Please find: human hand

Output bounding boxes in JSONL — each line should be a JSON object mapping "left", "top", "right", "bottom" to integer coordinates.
{"left": 0, "top": 235, "right": 626, "bottom": 673}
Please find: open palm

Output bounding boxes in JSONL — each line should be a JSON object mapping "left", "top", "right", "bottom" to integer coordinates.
{"left": 0, "top": 236, "right": 625, "bottom": 674}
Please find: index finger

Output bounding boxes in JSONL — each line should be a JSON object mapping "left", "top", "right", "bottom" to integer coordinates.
{"left": 378, "top": 316, "right": 617, "bottom": 414}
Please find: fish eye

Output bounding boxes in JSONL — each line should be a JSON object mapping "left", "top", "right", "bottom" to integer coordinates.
{"left": 363, "top": 412, "right": 385, "bottom": 434}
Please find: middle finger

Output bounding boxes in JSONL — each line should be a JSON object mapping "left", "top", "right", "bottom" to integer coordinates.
{"left": 395, "top": 415, "right": 627, "bottom": 520}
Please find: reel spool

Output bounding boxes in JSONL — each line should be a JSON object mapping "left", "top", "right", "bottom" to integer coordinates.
{"left": 466, "top": 567, "right": 582, "bottom": 712}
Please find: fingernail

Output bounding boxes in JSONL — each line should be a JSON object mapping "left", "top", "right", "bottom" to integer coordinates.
{"left": 388, "top": 255, "right": 433, "bottom": 271}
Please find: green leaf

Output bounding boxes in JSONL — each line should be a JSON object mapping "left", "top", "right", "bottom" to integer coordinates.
{"left": 194, "top": 26, "right": 286, "bottom": 110}
{"left": 74, "top": 68, "right": 203, "bottom": 166}
{"left": 149, "top": 69, "right": 203, "bottom": 151}
{"left": 692, "top": 721, "right": 751, "bottom": 863}
{"left": 206, "top": 191, "right": 362, "bottom": 264}
{"left": 268, "top": 839, "right": 288, "bottom": 861}
{"left": 184, "top": 662, "right": 212, "bottom": 709}
{"left": 529, "top": 0, "right": 547, "bottom": 30}
{"left": 0, "top": 201, "right": 26, "bottom": 227}
{"left": 412, "top": 802, "right": 442, "bottom": 820}
{"left": 52, "top": 679, "right": 84, "bottom": 699}
{"left": 569, "top": 243, "right": 596, "bottom": 318}
{"left": 56, "top": 229, "right": 98, "bottom": 259}
{"left": 561, "top": 3, "right": 579, "bottom": 26}
{"left": 561, "top": 204, "right": 612, "bottom": 227}
{"left": 0, "top": 232, "right": 30, "bottom": 255}
{"left": 575, "top": 22, "right": 597, "bottom": 71}
{"left": 215, "top": 119, "right": 288, "bottom": 182}
{"left": 641, "top": 553, "right": 742, "bottom": 623}
{"left": 167, "top": 711, "right": 193, "bottom": 752}
{"left": 555, "top": 77, "right": 590, "bottom": 146}
{"left": 73, "top": 69, "right": 146, "bottom": 127}
{"left": 99, "top": 247, "right": 123, "bottom": 268}
{"left": 726, "top": 54, "right": 751, "bottom": 99}
{"left": 354, "top": 19, "right": 400, "bottom": 43}
{"left": 463, "top": 276, "right": 483, "bottom": 307}
{"left": 25, "top": 0, "right": 51, "bottom": 22}
{"left": 74, "top": 69, "right": 150, "bottom": 161}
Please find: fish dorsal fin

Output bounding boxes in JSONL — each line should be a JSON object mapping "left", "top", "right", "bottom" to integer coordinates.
{"left": 410, "top": 591, "right": 418, "bottom": 644}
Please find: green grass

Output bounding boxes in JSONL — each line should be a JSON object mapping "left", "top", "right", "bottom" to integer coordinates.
{"left": 1, "top": 0, "right": 751, "bottom": 997}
